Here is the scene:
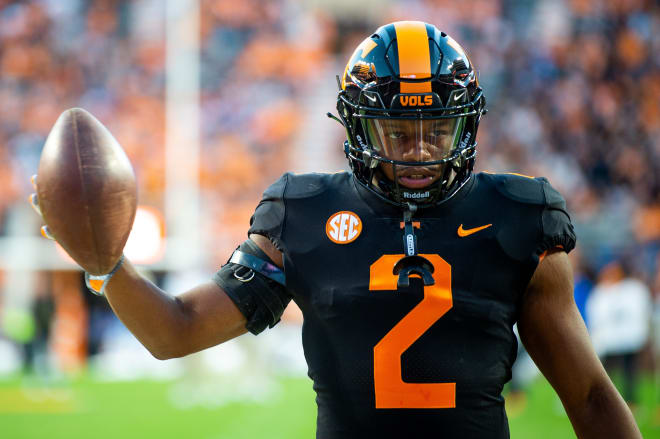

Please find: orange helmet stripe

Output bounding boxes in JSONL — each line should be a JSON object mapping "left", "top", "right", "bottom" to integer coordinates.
{"left": 394, "top": 21, "right": 432, "bottom": 93}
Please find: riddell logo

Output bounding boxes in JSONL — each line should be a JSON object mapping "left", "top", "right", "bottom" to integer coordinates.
{"left": 459, "top": 132, "right": 472, "bottom": 150}
{"left": 356, "top": 134, "right": 368, "bottom": 148}
{"left": 400, "top": 95, "right": 433, "bottom": 106}
{"left": 326, "top": 211, "right": 362, "bottom": 244}
{"left": 403, "top": 191, "right": 430, "bottom": 199}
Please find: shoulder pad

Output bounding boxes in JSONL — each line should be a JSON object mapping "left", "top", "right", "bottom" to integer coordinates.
{"left": 261, "top": 173, "right": 288, "bottom": 200}
{"left": 485, "top": 173, "right": 566, "bottom": 209}
{"left": 249, "top": 172, "right": 350, "bottom": 252}
{"left": 280, "top": 171, "right": 350, "bottom": 200}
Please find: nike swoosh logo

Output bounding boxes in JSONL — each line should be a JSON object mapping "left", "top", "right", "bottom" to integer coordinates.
{"left": 457, "top": 223, "right": 492, "bottom": 237}
{"left": 453, "top": 90, "right": 466, "bottom": 102}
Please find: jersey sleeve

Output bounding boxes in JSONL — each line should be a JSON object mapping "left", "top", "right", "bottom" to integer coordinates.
{"left": 248, "top": 173, "right": 289, "bottom": 252}
{"left": 491, "top": 174, "right": 576, "bottom": 263}
{"left": 537, "top": 178, "right": 576, "bottom": 256}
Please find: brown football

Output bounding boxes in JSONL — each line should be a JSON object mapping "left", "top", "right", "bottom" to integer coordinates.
{"left": 37, "top": 108, "right": 137, "bottom": 275}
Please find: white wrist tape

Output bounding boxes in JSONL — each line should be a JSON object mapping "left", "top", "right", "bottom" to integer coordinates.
{"left": 85, "top": 254, "right": 125, "bottom": 296}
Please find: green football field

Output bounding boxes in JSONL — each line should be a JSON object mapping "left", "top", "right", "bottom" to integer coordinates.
{"left": 0, "top": 374, "right": 657, "bottom": 438}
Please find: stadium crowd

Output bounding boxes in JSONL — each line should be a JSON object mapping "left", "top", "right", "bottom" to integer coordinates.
{"left": 0, "top": 0, "right": 658, "bottom": 405}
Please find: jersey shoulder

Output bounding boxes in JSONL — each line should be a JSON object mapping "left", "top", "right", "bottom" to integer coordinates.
{"left": 477, "top": 172, "right": 566, "bottom": 210}
{"left": 249, "top": 171, "right": 352, "bottom": 250}
{"left": 475, "top": 172, "right": 576, "bottom": 259}
{"left": 275, "top": 171, "right": 352, "bottom": 200}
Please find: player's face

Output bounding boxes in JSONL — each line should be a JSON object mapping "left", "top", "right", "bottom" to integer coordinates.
{"left": 366, "top": 118, "right": 459, "bottom": 189}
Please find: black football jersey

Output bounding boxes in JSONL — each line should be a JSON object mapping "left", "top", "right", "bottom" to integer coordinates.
{"left": 237, "top": 171, "right": 576, "bottom": 438}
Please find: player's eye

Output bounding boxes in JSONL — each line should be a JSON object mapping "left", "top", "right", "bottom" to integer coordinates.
{"left": 427, "top": 128, "right": 450, "bottom": 138}
{"left": 387, "top": 131, "right": 407, "bottom": 140}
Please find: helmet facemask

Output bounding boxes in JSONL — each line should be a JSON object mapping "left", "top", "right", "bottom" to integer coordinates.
{"left": 339, "top": 85, "right": 482, "bottom": 208}
{"left": 365, "top": 88, "right": 472, "bottom": 204}
{"left": 334, "top": 21, "right": 486, "bottom": 209}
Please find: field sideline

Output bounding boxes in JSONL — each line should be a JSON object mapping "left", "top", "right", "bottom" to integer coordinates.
{"left": 0, "top": 374, "right": 657, "bottom": 438}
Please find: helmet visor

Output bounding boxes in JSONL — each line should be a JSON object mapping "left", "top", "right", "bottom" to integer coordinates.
{"left": 364, "top": 117, "right": 463, "bottom": 163}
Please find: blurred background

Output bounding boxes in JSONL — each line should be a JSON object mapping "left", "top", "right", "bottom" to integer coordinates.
{"left": 0, "top": 0, "right": 658, "bottom": 437}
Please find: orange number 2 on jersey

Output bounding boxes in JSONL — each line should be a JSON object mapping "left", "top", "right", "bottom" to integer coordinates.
{"left": 369, "top": 254, "right": 455, "bottom": 409}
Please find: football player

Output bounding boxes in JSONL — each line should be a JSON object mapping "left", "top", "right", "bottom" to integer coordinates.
{"left": 32, "top": 21, "right": 641, "bottom": 438}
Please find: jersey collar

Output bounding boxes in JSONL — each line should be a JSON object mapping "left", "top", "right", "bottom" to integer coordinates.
{"left": 352, "top": 172, "right": 476, "bottom": 218}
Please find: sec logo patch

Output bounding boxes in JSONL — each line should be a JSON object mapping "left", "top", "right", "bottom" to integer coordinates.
{"left": 326, "top": 211, "right": 362, "bottom": 244}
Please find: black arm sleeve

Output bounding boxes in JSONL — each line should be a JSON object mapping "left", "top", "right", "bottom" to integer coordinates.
{"left": 213, "top": 239, "right": 292, "bottom": 335}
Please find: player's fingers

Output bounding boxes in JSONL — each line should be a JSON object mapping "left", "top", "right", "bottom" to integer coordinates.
{"left": 28, "top": 193, "right": 42, "bottom": 216}
{"left": 40, "top": 225, "right": 55, "bottom": 240}
{"left": 30, "top": 174, "right": 38, "bottom": 190}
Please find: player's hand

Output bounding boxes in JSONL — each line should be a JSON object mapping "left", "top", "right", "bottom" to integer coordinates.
{"left": 28, "top": 174, "right": 55, "bottom": 241}
{"left": 28, "top": 173, "right": 120, "bottom": 295}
